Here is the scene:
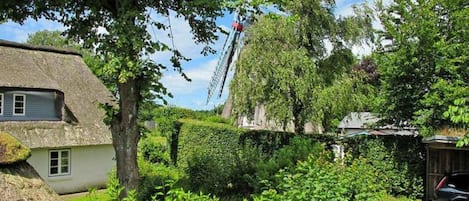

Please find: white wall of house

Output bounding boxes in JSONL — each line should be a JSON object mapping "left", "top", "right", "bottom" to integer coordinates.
{"left": 27, "top": 144, "right": 115, "bottom": 194}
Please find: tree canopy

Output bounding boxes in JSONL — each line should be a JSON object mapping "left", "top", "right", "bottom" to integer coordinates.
{"left": 376, "top": 0, "right": 468, "bottom": 138}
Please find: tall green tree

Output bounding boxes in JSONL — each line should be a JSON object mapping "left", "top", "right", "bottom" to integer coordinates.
{"left": 26, "top": 30, "right": 71, "bottom": 48}
{"left": 0, "top": 0, "right": 227, "bottom": 197}
{"left": 376, "top": 0, "right": 468, "bottom": 137}
{"left": 230, "top": 1, "right": 374, "bottom": 133}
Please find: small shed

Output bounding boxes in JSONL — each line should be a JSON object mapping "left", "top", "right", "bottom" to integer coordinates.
{"left": 337, "top": 112, "right": 418, "bottom": 137}
{"left": 423, "top": 133, "right": 469, "bottom": 201}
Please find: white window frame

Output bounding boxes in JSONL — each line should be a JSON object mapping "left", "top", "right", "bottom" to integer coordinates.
{"left": 0, "top": 93, "right": 3, "bottom": 115}
{"left": 13, "top": 94, "right": 26, "bottom": 116}
{"left": 48, "top": 149, "right": 71, "bottom": 176}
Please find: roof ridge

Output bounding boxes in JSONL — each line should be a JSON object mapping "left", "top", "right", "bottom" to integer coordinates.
{"left": 0, "top": 39, "right": 82, "bottom": 56}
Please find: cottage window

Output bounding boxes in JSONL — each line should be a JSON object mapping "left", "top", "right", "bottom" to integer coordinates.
{"left": 13, "top": 94, "right": 26, "bottom": 116}
{"left": 49, "top": 149, "right": 70, "bottom": 176}
{"left": 0, "top": 93, "right": 3, "bottom": 115}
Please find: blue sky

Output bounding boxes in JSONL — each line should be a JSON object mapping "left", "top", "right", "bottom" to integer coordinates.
{"left": 0, "top": 0, "right": 372, "bottom": 110}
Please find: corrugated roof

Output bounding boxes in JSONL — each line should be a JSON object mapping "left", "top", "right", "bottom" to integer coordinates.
{"left": 0, "top": 40, "right": 113, "bottom": 148}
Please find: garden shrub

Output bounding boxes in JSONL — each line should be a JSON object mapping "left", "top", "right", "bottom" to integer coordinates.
{"left": 106, "top": 168, "right": 122, "bottom": 201}
{"left": 253, "top": 152, "right": 389, "bottom": 201}
{"left": 137, "top": 159, "right": 184, "bottom": 201}
{"left": 140, "top": 136, "right": 170, "bottom": 165}
{"left": 252, "top": 137, "right": 325, "bottom": 192}
{"left": 165, "top": 188, "right": 219, "bottom": 201}
{"left": 342, "top": 135, "right": 425, "bottom": 199}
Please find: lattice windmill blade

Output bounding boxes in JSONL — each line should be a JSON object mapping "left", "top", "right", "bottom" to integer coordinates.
{"left": 207, "top": 12, "right": 246, "bottom": 104}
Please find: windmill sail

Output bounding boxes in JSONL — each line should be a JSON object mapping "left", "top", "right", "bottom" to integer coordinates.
{"left": 207, "top": 12, "right": 245, "bottom": 104}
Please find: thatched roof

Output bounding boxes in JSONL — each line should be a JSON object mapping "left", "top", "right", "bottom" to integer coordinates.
{"left": 0, "top": 161, "right": 63, "bottom": 201}
{"left": 0, "top": 131, "right": 62, "bottom": 200}
{"left": 0, "top": 121, "right": 112, "bottom": 148}
{"left": 0, "top": 40, "right": 113, "bottom": 148}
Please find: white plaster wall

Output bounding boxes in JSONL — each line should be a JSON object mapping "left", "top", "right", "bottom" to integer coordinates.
{"left": 27, "top": 144, "right": 115, "bottom": 194}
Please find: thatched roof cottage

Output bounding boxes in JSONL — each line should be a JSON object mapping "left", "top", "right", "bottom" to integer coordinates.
{"left": 0, "top": 40, "right": 115, "bottom": 194}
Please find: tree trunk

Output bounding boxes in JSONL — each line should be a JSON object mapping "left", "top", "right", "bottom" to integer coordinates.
{"left": 292, "top": 102, "right": 304, "bottom": 134}
{"left": 110, "top": 79, "right": 140, "bottom": 199}
{"left": 293, "top": 115, "right": 304, "bottom": 134}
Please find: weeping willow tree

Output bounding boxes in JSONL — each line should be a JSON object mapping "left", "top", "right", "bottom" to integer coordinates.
{"left": 230, "top": 3, "right": 376, "bottom": 134}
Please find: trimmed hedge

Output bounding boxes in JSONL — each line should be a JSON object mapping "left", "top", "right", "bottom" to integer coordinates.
{"left": 240, "top": 130, "right": 336, "bottom": 155}
{"left": 174, "top": 119, "right": 243, "bottom": 168}
{"left": 173, "top": 119, "right": 242, "bottom": 196}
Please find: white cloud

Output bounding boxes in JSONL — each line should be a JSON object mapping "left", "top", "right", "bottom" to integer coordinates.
{"left": 0, "top": 18, "right": 65, "bottom": 42}
{"left": 161, "top": 58, "right": 218, "bottom": 95}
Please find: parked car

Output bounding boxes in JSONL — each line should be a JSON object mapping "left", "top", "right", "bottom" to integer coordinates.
{"left": 436, "top": 172, "right": 469, "bottom": 201}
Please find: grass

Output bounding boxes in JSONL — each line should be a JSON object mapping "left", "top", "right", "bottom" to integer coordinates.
{"left": 65, "top": 190, "right": 110, "bottom": 201}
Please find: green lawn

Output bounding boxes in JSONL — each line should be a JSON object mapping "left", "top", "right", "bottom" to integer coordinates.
{"left": 65, "top": 190, "right": 109, "bottom": 201}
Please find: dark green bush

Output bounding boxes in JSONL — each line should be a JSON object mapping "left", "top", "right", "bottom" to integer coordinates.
{"left": 252, "top": 137, "right": 325, "bottom": 193}
{"left": 239, "top": 130, "right": 294, "bottom": 155}
{"left": 342, "top": 135, "right": 425, "bottom": 199}
{"left": 240, "top": 130, "right": 336, "bottom": 155}
{"left": 140, "top": 136, "right": 170, "bottom": 165}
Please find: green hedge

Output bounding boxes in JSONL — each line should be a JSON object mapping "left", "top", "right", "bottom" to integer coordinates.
{"left": 240, "top": 130, "right": 336, "bottom": 155}
{"left": 172, "top": 119, "right": 242, "bottom": 196}
{"left": 174, "top": 119, "right": 243, "bottom": 168}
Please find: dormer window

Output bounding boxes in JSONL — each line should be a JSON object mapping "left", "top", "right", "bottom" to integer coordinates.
{"left": 0, "top": 93, "right": 3, "bottom": 115}
{"left": 13, "top": 94, "right": 26, "bottom": 116}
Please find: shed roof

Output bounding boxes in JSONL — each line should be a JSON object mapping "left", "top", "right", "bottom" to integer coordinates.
{"left": 0, "top": 40, "right": 113, "bottom": 148}
{"left": 422, "top": 135, "right": 460, "bottom": 144}
{"left": 338, "top": 112, "right": 417, "bottom": 130}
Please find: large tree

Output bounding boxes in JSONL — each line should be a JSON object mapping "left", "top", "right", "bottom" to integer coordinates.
{"left": 230, "top": 1, "right": 374, "bottom": 133}
{"left": 0, "top": 0, "right": 227, "bottom": 197}
{"left": 376, "top": 0, "right": 468, "bottom": 137}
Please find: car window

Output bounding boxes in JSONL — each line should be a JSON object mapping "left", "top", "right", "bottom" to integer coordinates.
{"left": 448, "top": 174, "right": 469, "bottom": 190}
